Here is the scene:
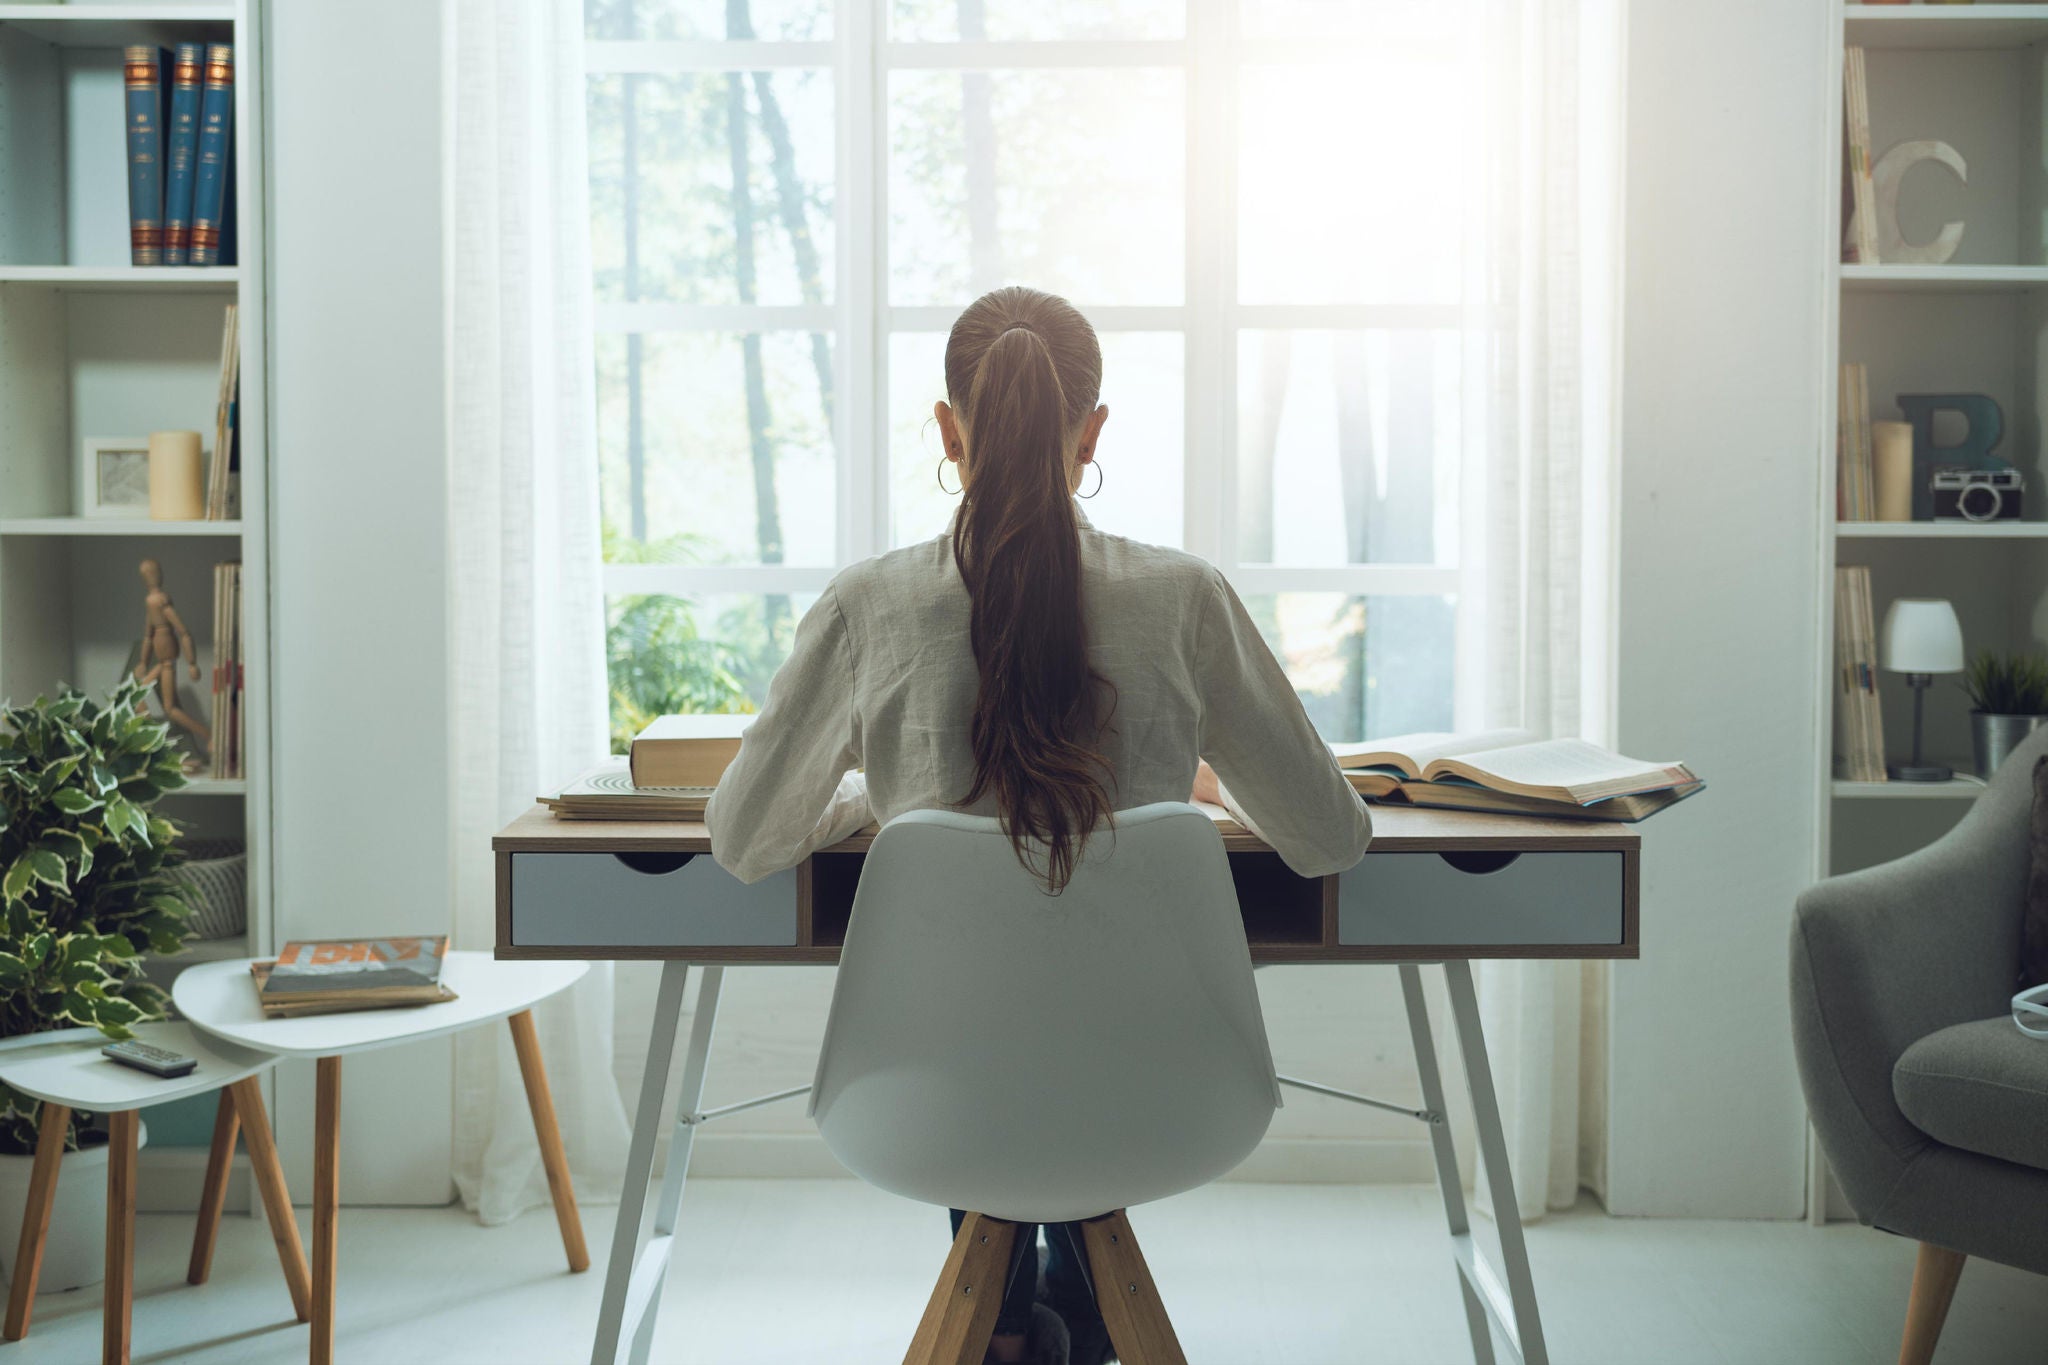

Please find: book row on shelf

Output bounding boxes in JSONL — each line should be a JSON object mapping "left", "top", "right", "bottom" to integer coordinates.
{"left": 125, "top": 41, "right": 236, "bottom": 268}
{"left": 208, "top": 560, "right": 244, "bottom": 780}
{"left": 1834, "top": 565, "right": 1887, "bottom": 784}
{"left": 207, "top": 304, "right": 240, "bottom": 520}
{"left": 1842, "top": 45, "right": 1880, "bottom": 267}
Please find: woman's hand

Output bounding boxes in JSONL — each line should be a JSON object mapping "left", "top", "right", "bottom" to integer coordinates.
{"left": 1190, "top": 759, "right": 1222, "bottom": 806}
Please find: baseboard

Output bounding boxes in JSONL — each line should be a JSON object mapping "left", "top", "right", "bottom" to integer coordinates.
{"left": 137, "top": 1146, "right": 251, "bottom": 1214}
{"left": 676, "top": 1132, "right": 1441, "bottom": 1185}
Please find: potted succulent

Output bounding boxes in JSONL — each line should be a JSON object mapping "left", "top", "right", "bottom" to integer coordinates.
{"left": 0, "top": 678, "right": 193, "bottom": 1291}
{"left": 1961, "top": 650, "right": 2048, "bottom": 778}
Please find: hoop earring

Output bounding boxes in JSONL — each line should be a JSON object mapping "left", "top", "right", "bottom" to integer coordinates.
{"left": 937, "top": 456, "right": 961, "bottom": 496}
{"left": 1079, "top": 461, "right": 1103, "bottom": 499}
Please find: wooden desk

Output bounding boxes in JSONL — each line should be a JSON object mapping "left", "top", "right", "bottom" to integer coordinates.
{"left": 493, "top": 804, "right": 1640, "bottom": 965}
{"left": 494, "top": 804, "right": 1640, "bottom": 1365}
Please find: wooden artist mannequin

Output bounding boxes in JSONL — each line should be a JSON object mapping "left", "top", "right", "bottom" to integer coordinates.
{"left": 135, "top": 558, "right": 211, "bottom": 757}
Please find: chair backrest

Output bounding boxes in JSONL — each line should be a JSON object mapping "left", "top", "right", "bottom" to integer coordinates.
{"left": 811, "top": 802, "right": 1279, "bottom": 1225}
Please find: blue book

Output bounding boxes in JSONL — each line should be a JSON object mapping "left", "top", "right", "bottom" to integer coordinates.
{"left": 162, "top": 44, "right": 204, "bottom": 266}
{"left": 123, "top": 46, "right": 170, "bottom": 266}
{"left": 189, "top": 43, "right": 234, "bottom": 267}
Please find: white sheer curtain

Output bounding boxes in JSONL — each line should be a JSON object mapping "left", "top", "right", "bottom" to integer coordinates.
{"left": 1459, "top": 0, "right": 1627, "bottom": 1222}
{"left": 445, "top": 0, "right": 629, "bottom": 1222}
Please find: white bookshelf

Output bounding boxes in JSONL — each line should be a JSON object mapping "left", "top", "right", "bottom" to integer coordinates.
{"left": 0, "top": 2, "right": 269, "bottom": 1190}
{"left": 1811, "top": 0, "right": 2048, "bottom": 1224}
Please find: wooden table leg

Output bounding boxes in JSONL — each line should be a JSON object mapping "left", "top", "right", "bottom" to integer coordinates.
{"left": 188, "top": 1090, "right": 241, "bottom": 1285}
{"left": 507, "top": 1009, "right": 589, "bottom": 1273}
{"left": 4, "top": 1101, "right": 69, "bottom": 1340}
{"left": 105, "top": 1109, "right": 139, "bottom": 1365}
{"left": 228, "top": 1076, "right": 312, "bottom": 1322}
{"left": 313, "top": 1056, "right": 342, "bottom": 1365}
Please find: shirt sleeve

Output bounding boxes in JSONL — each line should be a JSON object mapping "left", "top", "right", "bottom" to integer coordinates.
{"left": 706, "top": 585, "right": 871, "bottom": 883}
{"left": 1195, "top": 569, "right": 1373, "bottom": 877}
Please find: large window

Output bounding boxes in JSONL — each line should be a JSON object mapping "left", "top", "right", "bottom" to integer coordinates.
{"left": 585, "top": 0, "right": 1470, "bottom": 750}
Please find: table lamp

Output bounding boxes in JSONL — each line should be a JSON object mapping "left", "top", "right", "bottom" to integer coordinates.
{"left": 1881, "top": 597, "right": 1964, "bottom": 781}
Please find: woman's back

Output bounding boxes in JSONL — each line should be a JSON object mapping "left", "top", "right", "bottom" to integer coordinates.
{"left": 708, "top": 507, "right": 1371, "bottom": 885}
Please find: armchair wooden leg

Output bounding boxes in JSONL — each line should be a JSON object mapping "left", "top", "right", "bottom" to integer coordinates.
{"left": 3, "top": 1100, "right": 69, "bottom": 1341}
{"left": 227, "top": 1076, "right": 312, "bottom": 1323}
{"left": 507, "top": 1009, "right": 589, "bottom": 1272}
{"left": 904, "top": 1211, "right": 1016, "bottom": 1365}
{"left": 1899, "top": 1242, "right": 1966, "bottom": 1365}
{"left": 105, "top": 1109, "right": 139, "bottom": 1365}
{"left": 188, "top": 1089, "right": 241, "bottom": 1285}
{"left": 1079, "top": 1210, "right": 1187, "bottom": 1365}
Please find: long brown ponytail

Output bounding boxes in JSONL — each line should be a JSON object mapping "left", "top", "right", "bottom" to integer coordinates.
{"left": 945, "top": 287, "right": 1114, "bottom": 894}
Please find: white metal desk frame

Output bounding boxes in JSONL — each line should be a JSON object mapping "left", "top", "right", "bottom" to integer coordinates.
{"left": 596, "top": 955, "right": 1545, "bottom": 1365}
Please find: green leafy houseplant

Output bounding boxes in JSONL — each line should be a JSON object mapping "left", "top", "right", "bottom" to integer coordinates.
{"left": 0, "top": 678, "right": 194, "bottom": 1154}
{"left": 1959, "top": 650, "right": 2048, "bottom": 716}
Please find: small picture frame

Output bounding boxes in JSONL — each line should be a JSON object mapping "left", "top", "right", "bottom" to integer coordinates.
{"left": 78, "top": 437, "right": 152, "bottom": 518}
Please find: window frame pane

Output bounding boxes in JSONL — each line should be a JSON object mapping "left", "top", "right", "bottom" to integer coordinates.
{"left": 588, "top": 3, "right": 1476, "bottom": 730}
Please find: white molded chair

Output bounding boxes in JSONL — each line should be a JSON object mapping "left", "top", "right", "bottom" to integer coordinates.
{"left": 811, "top": 802, "right": 1280, "bottom": 1365}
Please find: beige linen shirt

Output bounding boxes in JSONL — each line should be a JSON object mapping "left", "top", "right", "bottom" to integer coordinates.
{"left": 706, "top": 508, "right": 1373, "bottom": 884}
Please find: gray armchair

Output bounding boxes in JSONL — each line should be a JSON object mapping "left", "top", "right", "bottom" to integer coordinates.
{"left": 1792, "top": 723, "right": 2048, "bottom": 1365}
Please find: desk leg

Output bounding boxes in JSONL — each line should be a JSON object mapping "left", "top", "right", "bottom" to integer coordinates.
{"left": 593, "top": 962, "right": 691, "bottom": 1365}
{"left": 3, "top": 1101, "right": 69, "bottom": 1341}
{"left": 1399, "top": 966, "right": 1496, "bottom": 1365}
{"left": 229, "top": 1076, "right": 313, "bottom": 1323}
{"left": 313, "top": 1056, "right": 342, "bottom": 1365}
{"left": 627, "top": 965, "right": 724, "bottom": 1365}
{"left": 1441, "top": 961, "right": 1549, "bottom": 1365}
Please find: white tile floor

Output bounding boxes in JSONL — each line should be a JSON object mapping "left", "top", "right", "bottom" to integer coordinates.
{"left": 6, "top": 1180, "right": 2045, "bottom": 1364}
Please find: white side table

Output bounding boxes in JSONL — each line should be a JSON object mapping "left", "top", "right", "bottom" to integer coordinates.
{"left": 0, "top": 1021, "right": 309, "bottom": 1364}
{"left": 173, "top": 952, "right": 590, "bottom": 1365}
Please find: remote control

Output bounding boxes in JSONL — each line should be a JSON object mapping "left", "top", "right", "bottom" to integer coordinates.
{"left": 101, "top": 1040, "right": 197, "bottom": 1079}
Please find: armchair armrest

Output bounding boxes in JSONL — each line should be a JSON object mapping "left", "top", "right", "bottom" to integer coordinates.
{"left": 1791, "top": 744, "right": 2038, "bottom": 1218}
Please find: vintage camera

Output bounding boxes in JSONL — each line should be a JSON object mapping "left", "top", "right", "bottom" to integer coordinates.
{"left": 1931, "top": 467, "right": 2024, "bottom": 522}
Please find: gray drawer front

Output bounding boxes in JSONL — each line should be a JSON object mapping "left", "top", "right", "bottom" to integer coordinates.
{"left": 1338, "top": 851, "right": 1623, "bottom": 946}
{"left": 510, "top": 852, "right": 797, "bottom": 946}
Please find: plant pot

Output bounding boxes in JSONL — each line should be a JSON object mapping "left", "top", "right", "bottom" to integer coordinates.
{"left": 0, "top": 1119, "right": 146, "bottom": 1294}
{"left": 1971, "top": 712, "right": 2048, "bottom": 779}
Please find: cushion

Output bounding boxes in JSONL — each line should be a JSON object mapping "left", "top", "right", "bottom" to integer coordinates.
{"left": 1895, "top": 1016, "right": 2048, "bottom": 1172}
{"left": 2024, "top": 756, "right": 2048, "bottom": 987}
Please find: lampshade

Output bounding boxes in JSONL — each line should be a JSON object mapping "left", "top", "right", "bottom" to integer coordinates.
{"left": 1881, "top": 597, "right": 1964, "bottom": 674}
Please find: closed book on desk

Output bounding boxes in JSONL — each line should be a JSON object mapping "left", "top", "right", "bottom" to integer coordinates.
{"left": 162, "top": 43, "right": 204, "bottom": 264}
{"left": 189, "top": 44, "right": 234, "bottom": 266}
{"left": 1331, "top": 729, "right": 1696, "bottom": 806}
{"left": 628, "top": 713, "right": 755, "bottom": 788}
{"left": 545, "top": 760, "right": 713, "bottom": 819}
{"left": 123, "top": 47, "right": 171, "bottom": 265}
{"left": 256, "top": 936, "right": 450, "bottom": 1017}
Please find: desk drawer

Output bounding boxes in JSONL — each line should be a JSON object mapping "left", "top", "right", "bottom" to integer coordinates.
{"left": 509, "top": 852, "right": 797, "bottom": 947}
{"left": 1338, "top": 851, "right": 1623, "bottom": 947}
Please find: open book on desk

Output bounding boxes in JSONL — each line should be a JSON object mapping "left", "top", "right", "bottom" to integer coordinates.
{"left": 1330, "top": 730, "right": 1701, "bottom": 823}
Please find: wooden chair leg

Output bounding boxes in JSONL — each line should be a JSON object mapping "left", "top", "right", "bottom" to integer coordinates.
{"left": 312, "top": 1056, "right": 342, "bottom": 1365}
{"left": 904, "top": 1211, "right": 1016, "bottom": 1365}
{"left": 3, "top": 1101, "right": 68, "bottom": 1341}
{"left": 227, "top": 1076, "right": 312, "bottom": 1322}
{"left": 1899, "top": 1242, "right": 1967, "bottom": 1365}
{"left": 188, "top": 1089, "right": 241, "bottom": 1285}
{"left": 105, "top": 1109, "right": 139, "bottom": 1365}
{"left": 507, "top": 1009, "right": 590, "bottom": 1272}
{"left": 1079, "top": 1210, "right": 1187, "bottom": 1365}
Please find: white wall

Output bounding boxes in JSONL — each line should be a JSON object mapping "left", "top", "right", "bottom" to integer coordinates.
{"left": 268, "top": 0, "right": 453, "bottom": 1203}
{"left": 1604, "top": 0, "right": 1830, "bottom": 1217}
